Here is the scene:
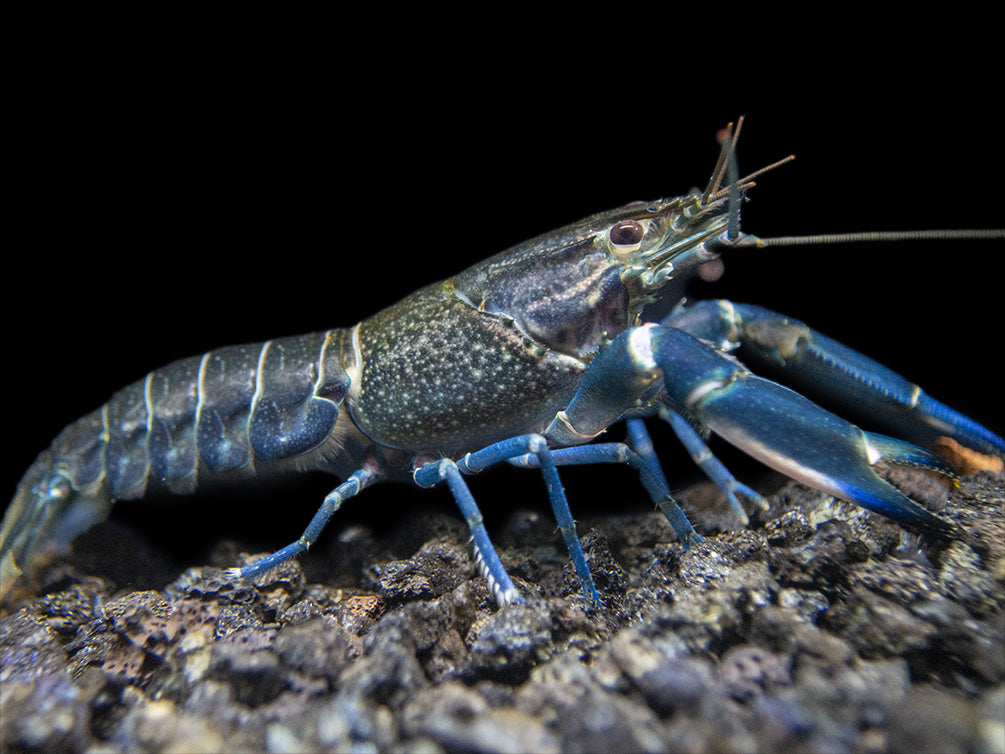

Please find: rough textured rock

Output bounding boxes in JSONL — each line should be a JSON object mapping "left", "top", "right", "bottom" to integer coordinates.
{"left": 1, "top": 471, "right": 1002, "bottom": 752}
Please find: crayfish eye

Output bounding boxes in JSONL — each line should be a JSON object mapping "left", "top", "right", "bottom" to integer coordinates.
{"left": 610, "top": 220, "right": 645, "bottom": 247}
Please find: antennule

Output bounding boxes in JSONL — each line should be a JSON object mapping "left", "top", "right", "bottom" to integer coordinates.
{"left": 725, "top": 128, "right": 741, "bottom": 241}
{"left": 703, "top": 121, "right": 735, "bottom": 204}
{"left": 709, "top": 156, "right": 796, "bottom": 203}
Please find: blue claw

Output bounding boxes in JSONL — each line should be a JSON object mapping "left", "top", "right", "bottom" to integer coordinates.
{"left": 667, "top": 301, "right": 1004, "bottom": 460}
{"left": 650, "top": 326, "right": 958, "bottom": 538}
{"left": 550, "top": 322, "right": 962, "bottom": 540}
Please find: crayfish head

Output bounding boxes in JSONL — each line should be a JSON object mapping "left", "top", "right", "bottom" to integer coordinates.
{"left": 611, "top": 117, "right": 784, "bottom": 311}
{"left": 450, "top": 189, "right": 752, "bottom": 362}
{"left": 452, "top": 225, "right": 632, "bottom": 360}
{"left": 606, "top": 192, "right": 740, "bottom": 313}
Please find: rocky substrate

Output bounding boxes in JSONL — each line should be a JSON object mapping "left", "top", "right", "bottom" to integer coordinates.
{"left": 1, "top": 472, "right": 1002, "bottom": 752}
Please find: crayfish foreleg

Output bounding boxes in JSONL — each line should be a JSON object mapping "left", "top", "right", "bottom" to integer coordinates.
{"left": 659, "top": 411, "right": 771, "bottom": 524}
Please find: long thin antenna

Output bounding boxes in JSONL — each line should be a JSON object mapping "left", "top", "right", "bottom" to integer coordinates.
{"left": 760, "top": 229, "right": 1005, "bottom": 246}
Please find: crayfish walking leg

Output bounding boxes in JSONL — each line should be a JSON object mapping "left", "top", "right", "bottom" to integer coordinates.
{"left": 233, "top": 467, "right": 378, "bottom": 579}
{"left": 417, "top": 435, "right": 602, "bottom": 606}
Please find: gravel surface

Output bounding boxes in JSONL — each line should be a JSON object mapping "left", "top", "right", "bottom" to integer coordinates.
{"left": 1, "top": 470, "right": 1002, "bottom": 753}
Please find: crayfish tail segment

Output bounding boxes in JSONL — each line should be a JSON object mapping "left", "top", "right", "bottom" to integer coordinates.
{"left": 1, "top": 455, "right": 114, "bottom": 599}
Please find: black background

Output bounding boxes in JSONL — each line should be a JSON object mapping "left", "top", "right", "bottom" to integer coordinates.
{"left": 4, "top": 38, "right": 1002, "bottom": 561}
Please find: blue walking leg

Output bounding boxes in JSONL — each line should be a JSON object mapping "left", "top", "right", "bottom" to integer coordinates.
{"left": 456, "top": 435, "right": 601, "bottom": 606}
{"left": 508, "top": 436, "right": 700, "bottom": 547}
{"left": 662, "top": 409, "right": 769, "bottom": 524}
{"left": 414, "top": 458, "right": 524, "bottom": 605}
{"left": 233, "top": 467, "right": 376, "bottom": 579}
{"left": 624, "top": 420, "right": 702, "bottom": 547}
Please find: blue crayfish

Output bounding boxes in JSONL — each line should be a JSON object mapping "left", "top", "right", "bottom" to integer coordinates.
{"left": 2, "top": 120, "right": 1002, "bottom": 606}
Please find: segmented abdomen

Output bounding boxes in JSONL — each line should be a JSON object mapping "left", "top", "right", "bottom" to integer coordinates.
{"left": 0, "top": 328, "right": 355, "bottom": 595}
{"left": 51, "top": 329, "right": 353, "bottom": 500}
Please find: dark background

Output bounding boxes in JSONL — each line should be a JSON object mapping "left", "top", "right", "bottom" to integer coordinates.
{"left": 4, "top": 42, "right": 1002, "bottom": 566}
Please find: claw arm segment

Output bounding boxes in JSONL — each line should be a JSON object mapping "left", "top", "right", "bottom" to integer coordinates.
{"left": 665, "top": 301, "right": 1005, "bottom": 459}
{"left": 544, "top": 325, "right": 764, "bottom": 530}
{"left": 543, "top": 327, "right": 664, "bottom": 446}
{"left": 540, "top": 328, "right": 705, "bottom": 543}
{"left": 545, "top": 322, "right": 957, "bottom": 537}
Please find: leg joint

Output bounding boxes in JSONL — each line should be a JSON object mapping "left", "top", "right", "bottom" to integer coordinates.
{"left": 527, "top": 434, "right": 548, "bottom": 454}
{"left": 414, "top": 457, "right": 456, "bottom": 487}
